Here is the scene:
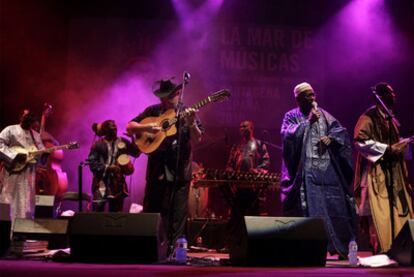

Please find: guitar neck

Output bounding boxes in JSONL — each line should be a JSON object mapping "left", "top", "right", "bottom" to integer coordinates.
{"left": 175, "top": 97, "right": 213, "bottom": 119}
{"left": 189, "top": 97, "right": 213, "bottom": 111}
{"left": 31, "top": 144, "right": 72, "bottom": 156}
{"left": 39, "top": 115, "right": 46, "bottom": 135}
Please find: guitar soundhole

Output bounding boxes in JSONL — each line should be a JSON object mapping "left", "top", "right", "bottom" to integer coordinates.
{"left": 161, "top": 121, "right": 170, "bottom": 130}
{"left": 146, "top": 137, "right": 154, "bottom": 144}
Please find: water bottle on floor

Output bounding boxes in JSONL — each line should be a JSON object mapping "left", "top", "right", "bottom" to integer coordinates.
{"left": 348, "top": 240, "right": 358, "bottom": 267}
{"left": 175, "top": 235, "right": 188, "bottom": 264}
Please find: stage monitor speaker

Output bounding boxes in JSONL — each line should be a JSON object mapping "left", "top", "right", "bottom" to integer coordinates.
{"left": 69, "top": 212, "right": 167, "bottom": 263}
{"left": 230, "top": 216, "right": 328, "bottom": 266}
{"left": 0, "top": 203, "right": 11, "bottom": 256}
{"left": 388, "top": 219, "right": 414, "bottom": 266}
{"left": 35, "top": 195, "right": 55, "bottom": 218}
{"left": 12, "top": 218, "right": 69, "bottom": 249}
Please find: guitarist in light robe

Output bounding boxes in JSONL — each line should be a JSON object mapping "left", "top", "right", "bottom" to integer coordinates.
{"left": 354, "top": 82, "right": 413, "bottom": 253}
{"left": 0, "top": 109, "right": 46, "bottom": 222}
{"left": 127, "top": 79, "right": 203, "bottom": 252}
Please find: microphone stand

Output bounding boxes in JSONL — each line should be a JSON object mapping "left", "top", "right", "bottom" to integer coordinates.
{"left": 261, "top": 130, "right": 282, "bottom": 151}
{"left": 167, "top": 72, "right": 189, "bottom": 257}
{"left": 372, "top": 90, "right": 397, "bottom": 239}
{"left": 78, "top": 160, "right": 91, "bottom": 212}
{"left": 261, "top": 140, "right": 282, "bottom": 151}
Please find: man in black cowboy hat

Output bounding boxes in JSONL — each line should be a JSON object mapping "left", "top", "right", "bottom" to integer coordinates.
{"left": 127, "top": 78, "right": 203, "bottom": 253}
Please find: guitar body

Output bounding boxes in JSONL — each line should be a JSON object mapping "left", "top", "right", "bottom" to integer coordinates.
{"left": 135, "top": 109, "right": 177, "bottom": 154}
{"left": 134, "top": 89, "right": 230, "bottom": 154}
{"left": 6, "top": 142, "right": 79, "bottom": 174}
{"left": 8, "top": 146, "right": 38, "bottom": 173}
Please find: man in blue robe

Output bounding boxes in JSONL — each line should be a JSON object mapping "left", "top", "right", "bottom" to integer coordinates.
{"left": 280, "top": 82, "right": 357, "bottom": 258}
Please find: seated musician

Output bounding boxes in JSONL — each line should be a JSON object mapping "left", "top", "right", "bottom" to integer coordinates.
{"left": 225, "top": 120, "right": 270, "bottom": 249}
{"left": 126, "top": 78, "right": 203, "bottom": 253}
{"left": 88, "top": 120, "right": 139, "bottom": 212}
{"left": 0, "top": 109, "right": 46, "bottom": 222}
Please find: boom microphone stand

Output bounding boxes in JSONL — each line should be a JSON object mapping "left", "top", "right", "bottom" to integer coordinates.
{"left": 78, "top": 159, "right": 91, "bottom": 212}
{"left": 372, "top": 89, "right": 399, "bottom": 239}
{"left": 167, "top": 71, "right": 191, "bottom": 257}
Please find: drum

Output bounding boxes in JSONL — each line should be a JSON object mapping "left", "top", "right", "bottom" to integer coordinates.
{"left": 188, "top": 184, "right": 209, "bottom": 218}
{"left": 188, "top": 162, "right": 209, "bottom": 218}
{"left": 116, "top": 154, "right": 134, "bottom": 176}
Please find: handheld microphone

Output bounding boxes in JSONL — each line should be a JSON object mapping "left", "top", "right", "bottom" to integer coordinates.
{"left": 312, "top": 101, "right": 318, "bottom": 111}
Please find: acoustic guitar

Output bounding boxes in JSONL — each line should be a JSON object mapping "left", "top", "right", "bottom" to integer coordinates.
{"left": 135, "top": 89, "right": 230, "bottom": 154}
{"left": 6, "top": 141, "right": 79, "bottom": 173}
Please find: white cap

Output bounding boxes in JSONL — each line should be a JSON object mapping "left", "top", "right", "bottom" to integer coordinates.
{"left": 293, "top": 82, "right": 314, "bottom": 98}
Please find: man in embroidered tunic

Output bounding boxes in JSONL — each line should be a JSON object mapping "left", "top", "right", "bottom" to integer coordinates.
{"left": 225, "top": 120, "right": 270, "bottom": 249}
{"left": 280, "top": 82, "right": 357, "bottom": 257}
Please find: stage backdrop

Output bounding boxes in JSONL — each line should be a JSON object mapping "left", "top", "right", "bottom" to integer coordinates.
{"left": 59, "top": 16, "right": 330, "bottom": 211}
{"left": 2, "top": 1, "right": 412, "bottom": 214}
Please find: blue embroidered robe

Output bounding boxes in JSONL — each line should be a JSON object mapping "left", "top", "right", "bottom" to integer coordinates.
{"left": 280, "top": 107, "right": 357, "bottom": 256}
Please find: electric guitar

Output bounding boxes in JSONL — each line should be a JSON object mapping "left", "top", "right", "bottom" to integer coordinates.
{"left": 135, "top": 89, "right": 230, "bottom": 154}
{"left": 6, "top": 141, "right": 80, "bottom": 173}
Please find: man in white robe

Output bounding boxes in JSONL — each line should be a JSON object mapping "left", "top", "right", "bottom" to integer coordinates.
{"left": 0, "top": 110, "right": 45, "bottom": 222}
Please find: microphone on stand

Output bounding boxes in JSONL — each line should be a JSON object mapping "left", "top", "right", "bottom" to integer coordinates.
{"left": 183, "top": 71, "right": 191, "bottom": 82}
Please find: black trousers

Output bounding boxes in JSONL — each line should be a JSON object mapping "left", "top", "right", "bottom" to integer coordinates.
{"left": 92, "top": 197, "right": 124, "bottom": 212}
{"left": 226, "top": 188, "right": 260, "bottom": 247}
{"left": 143, "top": 180, "right": 189, "bottom": 248}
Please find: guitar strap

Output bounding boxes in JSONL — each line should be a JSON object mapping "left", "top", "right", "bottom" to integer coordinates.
{"left": 29, "top": 129, "right": 40, "bottom": 150}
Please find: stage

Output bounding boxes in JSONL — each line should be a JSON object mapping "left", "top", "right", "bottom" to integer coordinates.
{"left": 1, "top": 1, "right": 414, "bottom": 276}
{"left": 1, "top": 251, "right": 413, "bottom": 277}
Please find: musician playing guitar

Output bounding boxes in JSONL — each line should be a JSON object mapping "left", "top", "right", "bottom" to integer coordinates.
{"left": 0, "top": 109, "right": 47, "bottom": 222}
{"left": 354, "top": 82, "right": 414, "bottom": 254}
{"left": 127, "top": 78, "right": 204, "bottom": 253}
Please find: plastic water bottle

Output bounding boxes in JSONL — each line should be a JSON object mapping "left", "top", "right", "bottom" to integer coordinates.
{"left": 348, "top": 240, "right": 358, "bottom": 267}
{"left": 175, "top": 235, "right": 188, "bottom": 264}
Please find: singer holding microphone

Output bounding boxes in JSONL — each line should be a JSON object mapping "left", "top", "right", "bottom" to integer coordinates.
{"left": 127, "top": 75, "right": 203, "bottom": 254}
{"left": 280, "top": 82, "right": 357, "bottom": 259}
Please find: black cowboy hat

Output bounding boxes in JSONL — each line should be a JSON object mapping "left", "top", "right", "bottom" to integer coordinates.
{"left": 373, "top": 82, "right": 394, "bottom": 96}
{"left": 153, "top": 79, "right": 183, "bottom": 98}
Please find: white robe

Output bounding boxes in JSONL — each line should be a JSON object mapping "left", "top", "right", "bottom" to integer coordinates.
{"left": 0, "top": 124, "right": 44, "bottom": 221}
